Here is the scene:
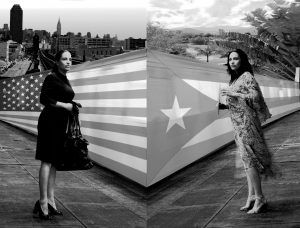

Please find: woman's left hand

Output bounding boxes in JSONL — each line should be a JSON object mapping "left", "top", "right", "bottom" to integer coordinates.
{"left": 220, "top": 88, "right": 240, "bottom": 98}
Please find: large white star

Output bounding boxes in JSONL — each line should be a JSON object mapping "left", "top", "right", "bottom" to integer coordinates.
{"left": 161, "top": 96, "right": 191, "bottom": 133}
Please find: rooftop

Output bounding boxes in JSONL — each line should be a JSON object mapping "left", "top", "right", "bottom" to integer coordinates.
{"left": 0, "top": 110, "right": 299, "bottom": 227}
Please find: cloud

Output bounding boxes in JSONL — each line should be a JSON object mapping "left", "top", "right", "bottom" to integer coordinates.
{"left": 150, "top": 0, "right": 184, "bottom": 9}
{"left": 207, "top": 0, "right": 239, "bottom": 17}
{"left": 231, "top": 1, "right": 251, "bottom": 15}
{"left": 148, "top": 0, "right": 281, "bottom": 28}
{"left": 149, "top": 8, "right": 186, "bottom": 28}
{"left": 222, "top": 15, "right": 251, "bottom": 27}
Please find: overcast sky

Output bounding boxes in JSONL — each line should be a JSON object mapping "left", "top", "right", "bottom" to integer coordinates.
{"left": 0, "top": 0, "right": 146, "bottom": 39}
{"left": 149, "top": 0, "right": 296, "bottom": 29}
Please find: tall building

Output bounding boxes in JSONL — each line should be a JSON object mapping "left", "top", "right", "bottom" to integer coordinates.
{"left": 124, "top": 37, "right": 146, "bottom": 50}
{"left": 10, "top": 4, "right": 23, "bottom": 44}
{"left": 57, "top": 18, "right": 61, "bottom": 36}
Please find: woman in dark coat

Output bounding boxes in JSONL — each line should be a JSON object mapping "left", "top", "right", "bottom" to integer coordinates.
{"left": 33, "top": 50, "right": 80, "bottom": 219}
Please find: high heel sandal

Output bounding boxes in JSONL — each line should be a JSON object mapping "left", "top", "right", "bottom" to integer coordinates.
{"left": 33, "top": 200, "right": 53, "bottom": 220}
{"left": 48, "top": 203, "right": 63, "bottom": 216}
{"left": 247, "top": 196, "right": 268, "bottom": 214}
{"left": 240, "top": 195, "right": 255, "bottom": 211}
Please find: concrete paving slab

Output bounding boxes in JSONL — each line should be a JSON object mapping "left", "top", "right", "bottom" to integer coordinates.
{"left": 148, "top": 205, "right": 219, "bottom": 228}
{"left": 64, "top": 203, "right": 146, "bottom": 227}
{"left": 55, "top": 187, "right": 115, "bottom": 204}
{"left": 0, "top": 186, "right": 39, "bottom": 203}
{"left": 0, "top": 164, "right": 30, "bottom": 175}
{"left": 0, "top": 174, "right": 37, "bottom": 186}
{"left": 206, "top": 201, "right": 300, "bottom": 228}
{"left": 172, "top": 187, "right": 239, "bottom": 207}
{"left": 191, "top": 165, "right": 246, "bottom": 190}
{"left": 273, "top": 146, "right": 300, "bottom": 162}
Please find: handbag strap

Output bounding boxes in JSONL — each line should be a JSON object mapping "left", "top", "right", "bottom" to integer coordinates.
{"left": 65, "top": 113, "right": 83, "bottom": 137}
{"left": 73, "top": 114, "right": 82, "bottom": 137}
{"left": 65, "top": 116, "right": 69, "bottom": 134}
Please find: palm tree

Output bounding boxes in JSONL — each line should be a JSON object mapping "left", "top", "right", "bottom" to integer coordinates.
{"left": 242, "top": 0, "right": 300, "bottom": 80}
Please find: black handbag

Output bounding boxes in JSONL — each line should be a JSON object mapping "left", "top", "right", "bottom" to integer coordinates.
{"left": 54, "top": 113, "right": 94, "bottom": 171}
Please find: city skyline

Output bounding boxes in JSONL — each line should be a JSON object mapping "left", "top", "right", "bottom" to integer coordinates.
{"left": 0, "top": 0, "right": 146, "bottom": 39}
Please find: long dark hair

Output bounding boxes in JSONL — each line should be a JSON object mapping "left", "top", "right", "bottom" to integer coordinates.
{"left": 52, "top": 50, "right": 70, "bottom": 73}
{"left": 226, "top": 49, "right": 253, "bottom": 84}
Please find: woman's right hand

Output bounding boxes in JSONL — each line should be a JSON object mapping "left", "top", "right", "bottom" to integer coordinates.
{"left": 64, "top": 103, "right": 73, "bottom": 112}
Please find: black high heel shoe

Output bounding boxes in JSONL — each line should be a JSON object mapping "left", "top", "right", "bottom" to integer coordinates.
{"left": 33, "top": 200, "right": 53, "bottom": 220}
{"left": 48, "top": 203, "right": 63, "bottom": 216}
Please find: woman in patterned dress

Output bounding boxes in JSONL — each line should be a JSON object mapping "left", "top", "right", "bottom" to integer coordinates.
{"left": 220, "top": 49, "right": 273, "bottom": 214}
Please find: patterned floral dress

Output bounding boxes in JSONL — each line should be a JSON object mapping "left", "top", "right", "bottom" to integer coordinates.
{"left": 226, "top": 72, "right": 274, "bottom": 176}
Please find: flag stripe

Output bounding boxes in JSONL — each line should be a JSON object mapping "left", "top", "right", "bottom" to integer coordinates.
{"left": 0, "top": 111, "right": 40, "bottom": 117}
{"left": 80, "top": 107, "right": 146, "bottom": 117}
{"left": 74, "top": 90, "right": 147, "bottom": 100}
{"left": 89, "top": 152, "right": 147, "bottom": 186}
{"left": 0, "top": 116, "right": 38, "bottom": 125}
{"left": 265, "top": 96, "right": 300, "bottom": 107}
{"left": 68, "top": 60, "right": 146, "bottom": 81}
{"left": 85, "top": 135, "right": 147, "bottom": 159}
{"left": 81, "top": 127, "right": 147, "bottom": 148}
{"left": 74, "top": 99, "right": 147, "bottom": 108}
{"left": 0, "top": 112, "right": 147, "bottom": 128}
{"left": 183, "top": 79, "right": 299, "bottom": 101}
{"left": 70, "top": 71, "right": 147, "bottom": 86}
{"left": 0, "top": 110, "right": 147, "bottom": 126}
{"left": 73, "top": 80, "right": 147, "bottom": 93}
{"left": 0, "top": 114, "right": 38, "bottom": 121}
{"left": 88, "top": 143, "right": 147, "bottom": 173}
{"left": 269, "top": 102, "right": 300, "bottom": 116}
{"left": 81, "top": 121, "right": 146, "bottom": 137}
{"left": 79, "top": 113, "right": 146, "bottom": 127}
{"left": 1, "top": 120, "right": 37, "bottom": 133}
{"left": 0, "top": 117, "right": 37, "bottom": 130}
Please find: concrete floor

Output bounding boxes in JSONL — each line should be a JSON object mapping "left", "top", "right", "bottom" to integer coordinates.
{"left": 0, "top": 111, "right": 300, "bottom": 227}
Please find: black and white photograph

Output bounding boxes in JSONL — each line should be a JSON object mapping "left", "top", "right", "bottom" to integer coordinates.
{"left": 0, "top": 0, "right": 147, "bottom": 227}
{"left": 147, "top": 0, "right": 300, "bottom": 227}
{"left": 0, "top": 0, "right": 300, "bottom": 227}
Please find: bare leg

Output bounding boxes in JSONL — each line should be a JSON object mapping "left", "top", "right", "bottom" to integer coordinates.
{"left": 47, "top": 165, "right": 57, "bottom": 209}
{"left": 247, "top": 167, "right": 266, "bottom": 214}
{"left": 39, "top": 161, "right": 51, "bottom": 214}
{"left": 247, "top": 167, "right": 263, "bottom": 197}
{"left": 240, "top": 169, "right": 255, "bottom": 211}
{"left": 246, "top": 169, "right": 255, "bottom": 196}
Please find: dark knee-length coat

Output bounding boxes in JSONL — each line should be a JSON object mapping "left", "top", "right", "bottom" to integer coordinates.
{"left": 35, "top": 70, "right": 74, "bottom": 164}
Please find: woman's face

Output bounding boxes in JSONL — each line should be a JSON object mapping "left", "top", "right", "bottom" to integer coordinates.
{"left": 228, "top": 52, "right": 241, "bottom": 71}
{"left": 57, "top": 51, "right": 72, "bottom": 73}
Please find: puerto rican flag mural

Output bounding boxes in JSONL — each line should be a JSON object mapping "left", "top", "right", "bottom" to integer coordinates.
{"left": 0, "top": 49, "right": 299, "bottom": 186}
{"left": 146, "top": 50, "right": 300, "bottom": 185}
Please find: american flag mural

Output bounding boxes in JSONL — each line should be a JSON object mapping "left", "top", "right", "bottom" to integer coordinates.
{"left": 0, "top": 73, "right": 45, "bottom": 132}
{"left": 0, "top": 49, "right": 299, "bottom": 186}
{"left": 0, "top": 50, "right": 148, "bottom": 185}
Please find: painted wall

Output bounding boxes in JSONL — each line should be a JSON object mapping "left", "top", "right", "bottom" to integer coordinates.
{"left": 147, "top": 50, "right": 300, "bottom": 186}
